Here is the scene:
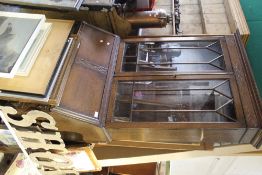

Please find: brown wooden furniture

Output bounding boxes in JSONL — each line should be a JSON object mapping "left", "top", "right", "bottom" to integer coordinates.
{"left": 108, "top": 163, "right": 157, "bottom": 175}
{"left": 92, "top": 163, "right": 157, "bottom": 175}
{"left": 51, "top": 23, "right": 262, "bottom": 150}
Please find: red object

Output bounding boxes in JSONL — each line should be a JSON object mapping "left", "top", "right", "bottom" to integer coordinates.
{"left": 16, "top": 159, "right": 25, "bottom": 168}
{"left": 135, "top": 0, "right": 156, "bottom": 11}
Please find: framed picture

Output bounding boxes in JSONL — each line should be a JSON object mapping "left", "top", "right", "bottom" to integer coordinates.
{"left": 0, "top": 0, "right": 84, "bottom": 10}
{"left": 16, "top": 22, "right": 52, "bottom": 76}
{"left": 0, "top": 11, "right": 45, "bottom": 78}
{"left": 0, "top": 19, "right": 75, "bottom": 102}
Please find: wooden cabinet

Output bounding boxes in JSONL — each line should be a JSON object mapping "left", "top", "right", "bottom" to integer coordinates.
{"left": 51, "top": 23, "right": 261, "bottom": 149}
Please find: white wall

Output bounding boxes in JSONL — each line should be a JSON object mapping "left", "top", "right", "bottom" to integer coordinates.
{"left": 170, "top": 156, "right": 262, "bottom": 175}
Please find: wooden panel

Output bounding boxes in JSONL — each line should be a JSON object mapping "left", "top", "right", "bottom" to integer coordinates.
{"left": 55, "top": 22, "right": 120, "bottom": 125}
{"left": 0, "top": 19, "right": 73, "bottom": 95}
{"left": 59, "top": 63, "right": 106, "bottom": 118}
{"left": 203, "top": 129, "right": 246, "bottom": 144}
{"left": 225, "top": 35, "right": 259, "bottom": 128}
{"left": 109, "top": 163, "right": 157, "bottom": 175}
{"left": 94, "top": 146, "right": 178, "bottom": 160}
{"left": 51, "top": 111, "right": 109, "bottom": 143}
{"left": 108, "top": 128, "right": 203, "bottom": 143}
{"left": 234, "top": 33, "right": 262, "bottom": 127}
{"left": 102, "top": 141, "right": 209, "bottom": 151}
{"left": 76, "top": 22, "right": 116, "bottom": 68}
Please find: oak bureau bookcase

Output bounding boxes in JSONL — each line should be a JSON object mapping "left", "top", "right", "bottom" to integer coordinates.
{"left": 51, "top": 23, "right": 262, "bottom": 149}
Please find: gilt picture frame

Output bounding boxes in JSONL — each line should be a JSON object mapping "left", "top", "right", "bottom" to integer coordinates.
{"left": 0, "top": 11, "right": 45, "bottom": 78}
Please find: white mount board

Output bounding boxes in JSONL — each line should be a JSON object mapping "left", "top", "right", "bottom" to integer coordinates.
{"left": 0, "top": 11, "right": 45, "bottom": 78}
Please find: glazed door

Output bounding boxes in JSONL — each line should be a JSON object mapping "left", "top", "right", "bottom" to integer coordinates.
{"left": 115, "top": 37, "right": 233, "bottom": 76}
{"left": 107, "top": 75, "right": 244, "bottom": 129}
{"left": 107, "top": 35, "right": 248, "bottom": 129}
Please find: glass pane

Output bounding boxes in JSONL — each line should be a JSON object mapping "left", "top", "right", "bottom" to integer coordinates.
{"left": 113, "top": 80, "right": 236, "bottom": 123}
{"left": 122, "top": 41, "right": 226, "bottom": 72}
{"left": 113, "top": 81, "right": 133, "bottom": 122}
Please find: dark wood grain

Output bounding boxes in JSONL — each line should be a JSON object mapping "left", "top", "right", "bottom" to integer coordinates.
{"left": 104, "top": 34, "right": 262, "bottom": 148}
{"left": 54, "top": 22, "right": 120, "bottom": 126}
